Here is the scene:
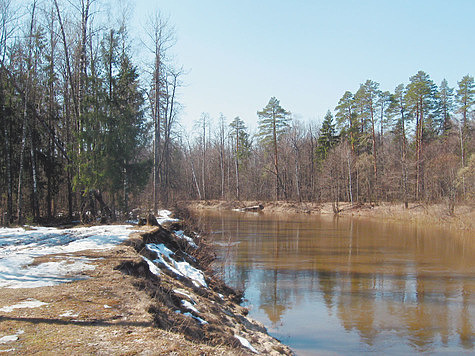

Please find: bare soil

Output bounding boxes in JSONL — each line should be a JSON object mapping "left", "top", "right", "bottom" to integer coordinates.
{"left": 0, "top": 226, "right": 292, "bottom": 355}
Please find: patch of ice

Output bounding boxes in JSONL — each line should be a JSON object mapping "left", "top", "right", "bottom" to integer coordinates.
{"left": 0, "top": 225, "right": 136, "bottom": 288}
{"left": 0, "top": 330, "right": 24, "bottom": 344}
{"left": 104, "top": 304, "right": 112, "bottom": 309}
{"left": 174, "top": 230, "right": 198, "bottom": 248}
{"left": 59, "top": 310, "right": 79, "bottom": 318}
{"left": 141, "top": 256, "right": 161, "bottom": 276}
{"left": 218, "top": 293, "right": 224, "bottom": 299}
{"left": 235, "top": 335, "right": 258, "bottom": 353}
{"left": 0, "top": 299, "right": 47, "bottom": 312}
{"left": 181, "top": 300, "right": 199, "bottom": 314}
{"left": 146, "top": 244, "right": 207, "bottom": 288}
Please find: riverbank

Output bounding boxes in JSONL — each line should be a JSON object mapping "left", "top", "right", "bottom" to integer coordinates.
{"left": 187, "top": 200, "right": 475, "bottom": 231}
{"left": 0, "top": 213, "right": 292, "bottom": 355}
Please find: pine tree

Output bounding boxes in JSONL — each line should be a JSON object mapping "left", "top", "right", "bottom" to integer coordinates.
{"left": 334, "top": 91, "right": 357, "bottom": 152}
{"left": 257, "top": 97, "right": 291, "bottom": 200}
{"left": 387, "top": 84, "right": 411, "bottom": 208}
{"left": 455, "top": 74, "right": 474, "bottom": 195}
{"left": 406, "top": 71, "right": 438, "bottom": 199}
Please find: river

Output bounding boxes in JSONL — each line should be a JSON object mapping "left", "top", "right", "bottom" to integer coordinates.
{"left": 198, "top": 210, "right": 475, "bottom": 355}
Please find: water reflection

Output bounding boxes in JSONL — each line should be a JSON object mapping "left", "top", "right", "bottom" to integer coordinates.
{"left": 201, "top": 211, "right": 475, "bottom": 354}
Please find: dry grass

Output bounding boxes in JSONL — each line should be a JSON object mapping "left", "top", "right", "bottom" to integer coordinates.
{"left": 0, "top": 225, "right": 292, "bottom": 355}
{"left": 0, "top": 236, "right": 235, "bottom": 355}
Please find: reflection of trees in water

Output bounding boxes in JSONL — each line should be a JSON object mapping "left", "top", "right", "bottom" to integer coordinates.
{"left": 205, "top": 211, "right": 475, "bottom": 352}
{"left": 258, "top": 269, "right": 288, "bottom": 326}
{"left": 459, "top": 283, "right": 474, "bottom": 349}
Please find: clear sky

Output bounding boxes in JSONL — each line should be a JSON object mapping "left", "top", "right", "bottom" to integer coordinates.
{"left": 131, "top": 0, "right": 475, "bottom": 133}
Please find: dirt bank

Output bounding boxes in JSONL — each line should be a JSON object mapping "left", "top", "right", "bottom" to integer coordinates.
{"left": 0, "top": 219, "right": 292, "bottom": 355}
{"left": 187, "top": 200, "right": 475, "bottom": 231}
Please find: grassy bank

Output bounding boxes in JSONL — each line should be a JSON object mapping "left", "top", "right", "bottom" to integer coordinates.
{"left": 187, "top": 200, "right": 475, "bottom": 232}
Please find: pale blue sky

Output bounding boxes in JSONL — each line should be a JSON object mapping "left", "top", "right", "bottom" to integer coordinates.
{"left": 132, "top": 0, "right": 475, "bottom": 132}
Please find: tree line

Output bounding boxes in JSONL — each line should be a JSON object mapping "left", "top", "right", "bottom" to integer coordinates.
{"left": 0, "top": 0, "right": 179, "bottom": 224}
{"left": 0, "top": 0, "right": 473, "bottom": 225}
{"left": 190, "top": 74, "right": 473, "bottom": 212}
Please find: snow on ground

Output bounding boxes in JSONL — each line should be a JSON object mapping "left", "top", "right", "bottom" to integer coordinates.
{"left": 0, "top": 225, "right": 135, "bottom": 288}
{"left": 235, "top": 335, "right": 258, "bottom": 353}
{"left": 173, "top": 289, "right": 196, "bottom": 303}
{"left": 181, "top": 300, "right": 199, "bottom": 314}
{"left": 156, "top": 210, "right": 179, "bottom": 225}
{"left": 59, "top": 310, "right": 79, "bottom": 318}
{"left": 175, "top": 310, "right": 208, "bottom": 325}
{"left": 174, "top": 230, "right": 198, "bottom": 248}
{"left": 0, "top": 299, "right": 47, "bottom": 312}
{"left": 146, "top": 243, "right": 207, "bottom": 288}
{"left": 141, "top": 255, "right": 162, "bottom": 276}
{"left": 0, "top": 330, "right": 24, "bottom": 344}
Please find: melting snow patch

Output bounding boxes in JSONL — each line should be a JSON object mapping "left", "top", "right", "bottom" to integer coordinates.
{"left": 0, "top": 299, "right": 47, "bottom": 313}
{"left": 146, "top": 244, "right": 207, "bottom": 288}
{"left": 235, "top": 335, "right": 258, "bottom": 353}
{"left": 156, "top": 210, "right": 179, "bottom": 225}
{"left": 174, "top": 289, "right": 195, "bottom": 303}
{"left": 174, "top": 230, "right": 198, "bottom": 248}
{"left": 59, "top": 310, "right": 79, "bottom": 318}
{"left": 175, "top": 310, "right": 208, "bottom": 325}
{"left": 0, "top": 330, "right": 24, "bottom": 344}
{"left": 0, "top": 225, "right": 136, "bottom": 288}
{"left": 141, "top": 256, "right": 161, "bottom": 276}
{"left": 181, "top": 300, "right": 199, "bottom": 314}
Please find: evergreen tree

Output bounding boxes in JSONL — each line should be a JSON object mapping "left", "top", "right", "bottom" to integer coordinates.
{"left": 257, "top": 97, "right": 291, "bottom": 200}
{"left": 456, "top": 75, "right": 474, "bottom": 130}
{"left": 455, "top": 74, "right": 474, "bottom": 182}
{"left": 354, "top": 80, "right": 380, "bottom": 185}
{"left": 334, "top": 91, "right": 357, "bottom": 152}
{"left": 316, "top": 110, "right": 338, "bottom": 161}
{"left": 437, "top": 79, "right": 454, "bottom": 134}
{"left": 406, "top": 70, "right": 438, "bottom": 199}
{"left": 229, "top": 116, "right": 250, "bottom": 199}
{"left": 387, "top": 84, "right": 411, "bottom": 208}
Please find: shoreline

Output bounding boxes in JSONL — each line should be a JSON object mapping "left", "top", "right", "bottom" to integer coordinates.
{"left": 0, "top": 214, "right": 293, "bottom": 355}
{"left": 186, "top": 200, "right": 475, "bottom": 232}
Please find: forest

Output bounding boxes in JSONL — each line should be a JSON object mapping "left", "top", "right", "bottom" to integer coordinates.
{"left": 0, "top": 0, "right": 474, "bottom": 225}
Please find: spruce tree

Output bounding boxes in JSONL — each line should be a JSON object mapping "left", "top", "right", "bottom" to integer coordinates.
{"left": 316, "top": 110, "right": 338, "bottom": 161}
{"left": 229, "top": 116, "right": 250, "bottom": 199}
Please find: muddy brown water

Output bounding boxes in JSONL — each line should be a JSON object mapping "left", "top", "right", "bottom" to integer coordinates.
{"left": 198, "top": 210, "right": 475, "bottom": 355}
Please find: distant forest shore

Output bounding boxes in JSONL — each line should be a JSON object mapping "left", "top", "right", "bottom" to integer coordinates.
{"left": 188, "top": 200, "right": 475, "bottom": 232}
{"left": 1, "top": 1, "right": 473, "bottom": 227}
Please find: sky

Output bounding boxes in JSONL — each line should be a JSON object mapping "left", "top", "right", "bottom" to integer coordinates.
{"left": 131, "top": 0, "right": 475, "bottom": 133}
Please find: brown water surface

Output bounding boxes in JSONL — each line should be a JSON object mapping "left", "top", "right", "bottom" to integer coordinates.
{"left": 199, "top": 210, "right": 475, "bottom": 355}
